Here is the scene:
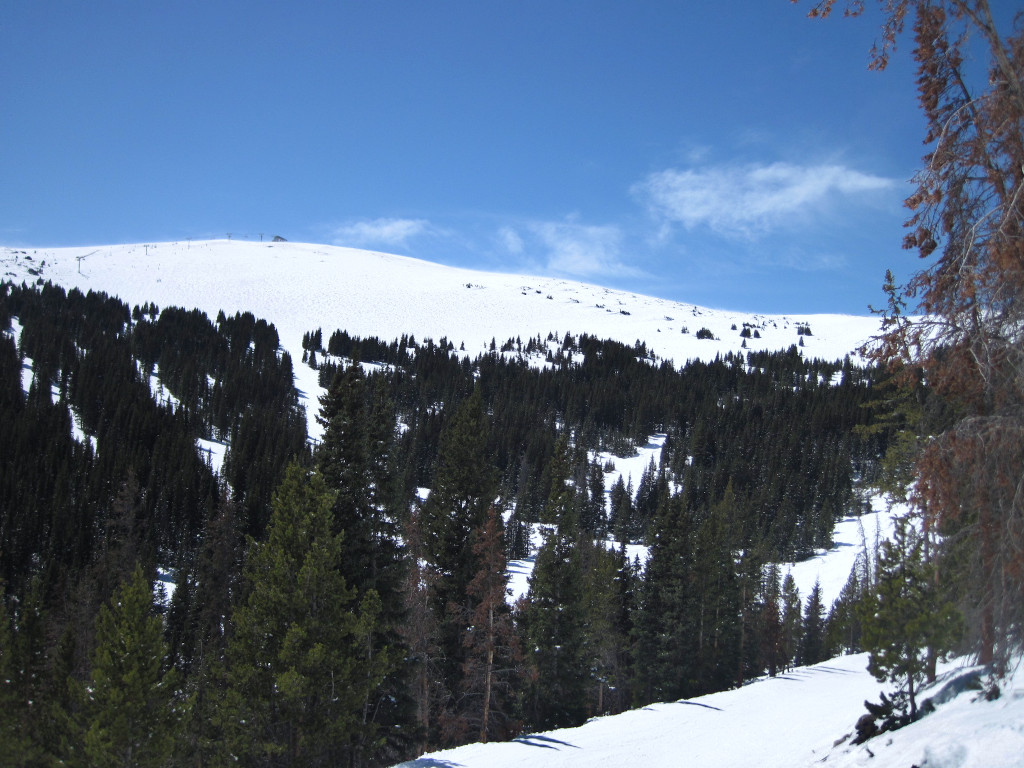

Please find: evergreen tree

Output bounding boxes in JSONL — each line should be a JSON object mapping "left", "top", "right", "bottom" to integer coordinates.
{"left": 540, "top": 432, "right": 572, "bottom": 524}
{"left": 757, "top": 564, "right": 786, "bottom": 678}
{"left": 780, "top": 573, "right": 802, "bottom": 671}
{"left": 170, "top": 495, "right": 243, "bottom": 766}
{"left": 398, "top": 506, "right": 442, "bottom": 755}
{"left": 631, "top": 493, "right": 697, "bottom": 703}
{"left": 421, "top": 387, "right": 497, "bottom": 605}
{"left": 82, "top": 564, "right": 179, "bottom": 768}
{"left": 734, "top": 545, "right": 765, "bottom": 686}
{"left": 453, "top": 506, "right": 521, "bottom": 743}
{"left": 824, "top": 554, "right": 870, "bottom": 657}
{"left": 420, "top": 386, "right": 499, "bottom": 739}
{"left": 608, "top": 476, "right": 635, "bottom": 543}
{"left": 0, "top": 585, "right": 38, "bottom": 767}
{"left": 520, "top": 514, "right": 591, "bottom": 730}
{"left": 0, "top": 577, "right": 76, "bottom": 768}
{"left": 633, "top": 457, "right": 663, "bottom": 540}
{"left": 582, "top": 543, "right": 634, "bottom": 716}
{"left": 797, "top": 580, "right": 826, "bottom": 667}
{"left": 581, "top": 459, "right": 608, "bottom": 536}
{"left": 223, "top": 464, "right": 387, "bottom": 766}
{"left": 860, "top": 516, "right": 961, "bottom": 719}
{"left": 691, "top": 492, "right": 741, "bottom": 693}
{"left": 503, "top": 506, "right": 530, "bottom": 561}
{"left": 316, "top": 366, "right": 413, "bottom": 764}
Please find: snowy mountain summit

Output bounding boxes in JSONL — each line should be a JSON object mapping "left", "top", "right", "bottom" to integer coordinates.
{"left": 2, "top": 238, "right": 881, "bottom": 368}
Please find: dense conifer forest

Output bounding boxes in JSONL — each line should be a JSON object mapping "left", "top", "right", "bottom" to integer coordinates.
{"left": 0, "top": 279, "right": 941, "bottom": 766}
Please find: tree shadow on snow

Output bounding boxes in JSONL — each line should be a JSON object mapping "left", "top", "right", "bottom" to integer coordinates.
{"left": 513, "top": 734, "right": 581, "bottom": 750}
{"left": 811, "top": 666, "right": 858, "bottom": 675}
{"left": 672, "top": 700, "right": 723, "bottom": 711}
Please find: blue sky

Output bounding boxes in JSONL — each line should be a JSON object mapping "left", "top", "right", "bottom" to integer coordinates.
{"left": 1, "top": 0, "right": 929, "bottom": 314}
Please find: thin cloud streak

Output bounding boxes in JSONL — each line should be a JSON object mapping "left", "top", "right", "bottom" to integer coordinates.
{"left": 330, "top": 217, "right": 432, "bottom": 249}
{"left": 497, "top": 226, "right": 525, "bottom": 255}
{"left": 527, "top": 220, "right": 644, "bottom": 279}
{"left": 634, "top": 162, "right": 894, "bottom": 238}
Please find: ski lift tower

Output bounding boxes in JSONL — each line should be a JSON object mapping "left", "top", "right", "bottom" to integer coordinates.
{"left": 76, "top": 250, "right": 98, "bottom": 274}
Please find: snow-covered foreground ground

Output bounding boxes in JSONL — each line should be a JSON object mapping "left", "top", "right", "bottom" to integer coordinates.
{"left": 394, "top": 653, "right": 1023, "bottom": 768}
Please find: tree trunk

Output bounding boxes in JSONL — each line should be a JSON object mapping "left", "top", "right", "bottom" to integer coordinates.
{"left": 479, "top": 602, "right": 494, "bottom": 743}
{"left": 480, "top": 646, "right": 493, "bottom": 743}
{"left": 908, "top": 668, "right": 917, "bottom": 720}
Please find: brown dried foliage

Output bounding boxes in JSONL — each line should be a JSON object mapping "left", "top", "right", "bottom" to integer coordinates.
{"left": 797, "top": 0, "right": 1024, "bottom": 664}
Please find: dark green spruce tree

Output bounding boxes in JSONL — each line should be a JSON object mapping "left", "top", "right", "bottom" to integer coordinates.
{"left": 690, "top": 489, "right": 741, "bottom": 695}
{"left": 316, "top": 365, "right": 414, "bottom": 764}
{"left": 419, "top": 386, "right": 499, "bottom": 742}
{"left": 222, "top": 463, "right": 388, "bottom": 767}
{"left": 81, "top": 564, "right": 180, "bottom": 768}
{"left": 780, "top": 572, "right": 803, "bottom": 671}
{"left": 582, "top": 541, "right": 635, "bottom": 716}
{"left": 797, "top": 580, "right": 826, "bottom": 667}
{"left": 632, "top": 493, "right": 697, "bottom": 703}
{"left": 519, "top": 436, "right": 591, "bottom": 729}
{"left": 0, "top": 584, "right": 39, "bottom": 767}
{"left": 860, "top": 516, "right": 961, "bottom": 720}
{"left": 520, "top": 513, "right": 591, "bottom": 729}
{"left": 168, "top": 494, "right": 243, "bottom": 766}
{"left": 756, "top": 563, "right": 786, "bottom": 678}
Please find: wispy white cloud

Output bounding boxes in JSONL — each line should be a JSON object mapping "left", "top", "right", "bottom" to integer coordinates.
{"left": 633, "top": 161, "right": 894, "bottom": 238}
{"left": 497, "top": 226, "right": 524, "bottom": 255}
{"left": 528, "top": 220, "right": 642, "bottom": 278}
{"left": 330, "top": 217, "right": 432, "bottom": 249}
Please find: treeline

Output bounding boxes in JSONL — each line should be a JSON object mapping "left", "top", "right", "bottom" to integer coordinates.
{"left": 0, "top": 282, "right": 895, "bottom": 766}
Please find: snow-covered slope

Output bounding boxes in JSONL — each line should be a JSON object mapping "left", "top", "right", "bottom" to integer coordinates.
{"left": 394, "top": 652, "right": 1023, "bottom": 768}
{"left": 2, "top": 239, "right": 882, "bottom": 440}
{"left": 783, "top": 497, "right": 900, "bottom": 608}
{"left": 1, "top": 240, "right": 879, "bottom": 364}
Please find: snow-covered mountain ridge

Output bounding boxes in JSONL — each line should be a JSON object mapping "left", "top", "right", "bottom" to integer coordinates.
{"left": 2, "top": 239, "right": 881, "bottom": 369}
{"left": 3, "top": 240, "right": 885, "bottom": 443}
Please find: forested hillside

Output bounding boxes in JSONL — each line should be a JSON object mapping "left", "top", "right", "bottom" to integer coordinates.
{"left": 0, "top": 278, "right": 903, "bottom": 766}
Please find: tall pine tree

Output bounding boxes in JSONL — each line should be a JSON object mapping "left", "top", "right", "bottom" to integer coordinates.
{"left": 222, "top": 464, "right": 387, "bottom": 767}
{"left": 316, "top": 365, "right": 414, "bottom": 764}
{"left": 453, "top": 506, "right": 521, "bottom": 743}
{"left": 82, "top": 564, "right": 180, "bottom": 768}
{"left": 420, "top": 386, "right": 499, "bottom": 741}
